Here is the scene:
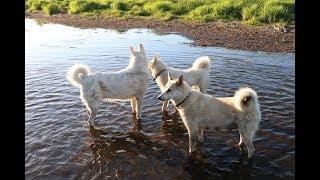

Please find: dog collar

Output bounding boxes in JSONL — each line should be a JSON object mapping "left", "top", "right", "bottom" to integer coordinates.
{"left": 175, "top": 93, "right": 191, "bottom": 108}
{"left": 153, "top": 69, "right": 167, "bottom": 82}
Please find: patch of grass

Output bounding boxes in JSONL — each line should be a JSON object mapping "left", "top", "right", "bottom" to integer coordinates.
{"left": 26, "top": 0, "right": 48, "bottom": 11}
{"left": 185, "top": 5, "right": 215, "bottom": 22}
{"left": 34, "top": 19, "right": 45, "bottom": 26}
{"left": 260, "top": 0, "right": 295, "bottom": 23}
{"left": 128, "top": 5, "right": 150, "bottom": 16}
{"left": 244, "top": 16, "right": 262, "bottom": 25}
{"left": 69, "top": 0, "right": 110, "bottom": 14}
{"left": 212, "top": 0, "right": 242, "bottom": 20}
{"left": 171, "top": 0, "right": 205, "bottom": 16}
{"left": 112, "top": 0, "right": 129, "bottom": 11}
{"left": 42, "top": 2, "right": 62, "bottom": 15}
{"left": 26, "top": 0, "right": 295, "bottom": 25}
{"left": 144, "top": 1, "right": 175, "bottom": 13}
{"left": 242, "top": 4, "right": 258, "bottom": 21}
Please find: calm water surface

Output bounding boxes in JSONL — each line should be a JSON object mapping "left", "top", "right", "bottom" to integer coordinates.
{"left": 25, "top": 19, "right": 295, "bottom": 179}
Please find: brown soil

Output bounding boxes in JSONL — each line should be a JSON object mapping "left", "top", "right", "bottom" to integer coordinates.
{"left": 25, "top": 12, "right": 295, "bottom": 53}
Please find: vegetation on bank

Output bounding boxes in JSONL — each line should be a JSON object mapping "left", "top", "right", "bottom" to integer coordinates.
{"left": 25, "top": 0, "right": 295, "bottom": 25}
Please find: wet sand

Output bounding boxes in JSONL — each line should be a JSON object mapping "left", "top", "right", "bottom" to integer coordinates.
{"left": 25, "top": 11, "right": 294, "bottom": 53}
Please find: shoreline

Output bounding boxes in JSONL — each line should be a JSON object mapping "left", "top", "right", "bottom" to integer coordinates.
{"left": 25, "top": 12, "right": 295, "bottom": 53}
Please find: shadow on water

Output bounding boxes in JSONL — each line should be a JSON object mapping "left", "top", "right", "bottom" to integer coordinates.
{"left": 25, "top": 19, "right": 295, "bottom": 179}
{"left": 67, "top": 113, "right": 265, "bottom": 179}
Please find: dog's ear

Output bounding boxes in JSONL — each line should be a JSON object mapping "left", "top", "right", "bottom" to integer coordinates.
{"left": 153, "top": 53, "right": 158, "bottom": 61}
{"left": 168, "top": 71, "right": 173, "bottom": 80}
{"left": 177, "top": 74, "right": 183, "bottom": 85}
{"left": 156, "top": 53, "right": 160, "bottom": 59}
{"left": 139, "top": 44, "right": 146, "bottom": 54}
{"left": 129, "top": 46, "right": 135, "bottom": 56}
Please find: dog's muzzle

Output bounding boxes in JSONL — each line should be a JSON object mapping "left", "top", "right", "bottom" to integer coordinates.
{"left": 157, "top": 95, "right": 164, "bottom": 101}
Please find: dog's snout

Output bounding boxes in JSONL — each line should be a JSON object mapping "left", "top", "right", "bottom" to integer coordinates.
{"left": 157, "top": 95, "right": 163, "bottom": 101}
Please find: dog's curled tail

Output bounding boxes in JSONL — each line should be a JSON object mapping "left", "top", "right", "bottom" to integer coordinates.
{"left": 66, "top": 64, "right": 90, "bottom": 87}
{"left": 234, "top": 87, "right": 260, "bottom": 113}
{"left": 192, "top": 56, "right": 211, "bottom": 70}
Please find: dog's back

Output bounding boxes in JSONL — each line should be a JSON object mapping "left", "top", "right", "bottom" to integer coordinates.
{"left": 179, "top": 87, "right": 260, "bottom": 130}
{"left": 94, "top": 72, "right": 148, "bottom": 100}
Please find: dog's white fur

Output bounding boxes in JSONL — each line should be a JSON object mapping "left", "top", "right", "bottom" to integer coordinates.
{"left": 148, "top": 54, "right": 211, "bottom": 113}
{"left": 157, "top": 74, "right": 261, "bottom": 158}
{"left": 67, "top": 44, "right": 149, "bottom": 125}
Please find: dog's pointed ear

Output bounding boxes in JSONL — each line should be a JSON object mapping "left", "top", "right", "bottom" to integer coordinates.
{"left": 178, "top": 74, "right": 183, "bottom": 85}
{"left": 153, "top": 53, "right": 158, "bottom": 61}
{"left": 156, "top": 53, "right": 160, "bottom": 59}
{"left": 139, "top": 44, "right": 145, "bottom": 54}
{"left": 168, "top": 71, "right": 173, "bottom": 80}
{"left": 129, "top": 46, "right": 135, "bottom": 56}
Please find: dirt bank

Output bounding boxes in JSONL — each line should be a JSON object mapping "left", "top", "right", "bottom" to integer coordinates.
{"left": 26, "top": 12, "right": 294, "bottom": 53}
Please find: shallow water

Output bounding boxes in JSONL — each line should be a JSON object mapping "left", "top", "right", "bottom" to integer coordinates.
{"left": 25, "top": 19, "right": 295, "bottom": 179}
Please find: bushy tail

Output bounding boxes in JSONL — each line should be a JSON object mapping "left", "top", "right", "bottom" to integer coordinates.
{"left": 66, "top": 64, "right": 90, "bottom": 87}
{"left": 192, "top": 56, "right": 211, "bottom": 70}
{"left": 234, "top": 87, "right": 259, "bottom": 112}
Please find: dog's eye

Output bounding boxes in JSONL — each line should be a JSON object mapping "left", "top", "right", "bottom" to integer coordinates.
{"left": 167, "top": 89, "right": 172, "bottom": 92}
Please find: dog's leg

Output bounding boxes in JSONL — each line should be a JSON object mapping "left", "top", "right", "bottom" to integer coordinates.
{"left": 189, "top": 132, "right": 197, "bottom": 153}
{"left": 88, "top": 107, "right": 98, "bottom": 126}
{"left": 162, "top": 100, "right": 169, "bottom": 114}
{"left": 199, "top": 81, "right": 209, "bottom": 94}
{"left": 131, "top": 98, "right": 137, "bottom": 115}
{"left": 86, "top": 101, "right": 100, "bottom": 126}
{"left": 197, "top": 129, "right": 204, "bottom": 142}
{"left": 187, "top": 125, "right": 197, "bottom": 153}
{"left": 239, "top": 134, "right": 243, "bottom": 146}
{"left": 83, "top": 99, "right": 100, "bottom": 126}
{"left": 135, "top": 96, "right": 143, "bottom": 120}
{"left": 240, "top": 132, "right": 255, "bottom": 158}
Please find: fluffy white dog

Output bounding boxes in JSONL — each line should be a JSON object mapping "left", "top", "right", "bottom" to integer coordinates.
{"left": 148, "top": 54, "right": 211, "bottom": 114}
{"left": 157, "top": 74, "right": 261, "bottom": 158}
{"left": 67, "top": 44, "right": 149, "bottom": 126}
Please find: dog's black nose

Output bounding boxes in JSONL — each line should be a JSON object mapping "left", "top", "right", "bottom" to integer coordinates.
{"left": 157, "top": 96, "right": 162, "bottom": 101}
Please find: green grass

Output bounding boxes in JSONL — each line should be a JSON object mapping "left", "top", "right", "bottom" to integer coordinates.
{"left": 26, "top": 0, "right": 295, "bottom": 25}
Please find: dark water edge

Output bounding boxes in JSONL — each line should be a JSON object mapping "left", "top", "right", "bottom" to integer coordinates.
{"left": 25, "top": 19, "right": 295, "bottom": 179}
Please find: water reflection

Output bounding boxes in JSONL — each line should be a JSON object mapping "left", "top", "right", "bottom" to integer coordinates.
{"left": 25, "top": 18, "right": 295, "bottom": 179}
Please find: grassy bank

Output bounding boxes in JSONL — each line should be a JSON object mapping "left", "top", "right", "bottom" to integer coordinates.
{"left": 25, "top": 0, "right": 294, "bottom": 25}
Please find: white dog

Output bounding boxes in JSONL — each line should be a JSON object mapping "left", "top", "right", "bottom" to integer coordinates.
{"left": 67, "top": 44, "right": 149, "bottom": 126}
{"left": 148, "top": 54, "right": 211, "bottom": 114}
{"left": 157, "top": 74, "right": 261, "bottom": 158}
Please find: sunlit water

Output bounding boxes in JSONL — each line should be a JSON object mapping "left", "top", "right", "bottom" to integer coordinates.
{"left": 25, "top": 19, "right": 295, "bottom": 179}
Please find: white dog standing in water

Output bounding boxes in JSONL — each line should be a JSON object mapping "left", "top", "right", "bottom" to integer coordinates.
{"left": 148, "top": 54, "right": 211, "bottom": 114}
{"left": 157, "top": 74, "right": 261, "bottom": 158}
{"left": 67, "top": 44, "right": 149, "bottom": 126}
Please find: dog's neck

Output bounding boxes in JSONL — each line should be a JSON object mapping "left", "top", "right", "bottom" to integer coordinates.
{"left": 175, "top": 92, "right": 191, "bottom": 108}
{"left": 126, "top": 55, "right": 148, "bottom": 74}
{"left": 153, "top": 68, "right": 167, "bottom": 82}
{"left": 153, "top": 63, "right": 168, "bottom": 88}
{"left": 172, "top": 83, "right": 192, "bottom": 108}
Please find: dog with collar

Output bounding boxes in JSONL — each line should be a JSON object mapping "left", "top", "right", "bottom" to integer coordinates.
{"left": 157, "top": 73, "right": 261, "bottom": 158}
{"left": 148, "top": 53, "right": 211, "bottom": 114}
{"left": 67, "top": 44, "right": 149, "bottom": 126}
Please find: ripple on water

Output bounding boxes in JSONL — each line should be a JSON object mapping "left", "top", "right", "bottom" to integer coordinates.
{"left": 25, "top": 19, "right": 295, "bottom": 179}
